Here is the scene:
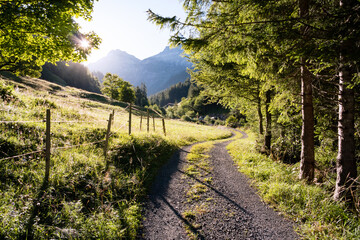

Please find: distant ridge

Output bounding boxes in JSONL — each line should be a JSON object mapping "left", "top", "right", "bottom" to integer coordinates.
{"left": 87, "top": 46, "right": 192, "bottom": 95}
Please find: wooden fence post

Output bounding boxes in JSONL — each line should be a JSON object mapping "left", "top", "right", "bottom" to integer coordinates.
{"left": 104, "top": 112, "right": 113, "bottom": 158}
{"left": 45, "top": 109, "right": 51, "bottom": 182}
{"left": 153, "top": 116, "right": 155, "bottom": 131}
{"left": 140, "top": 114, "right": 142, "bottom": 131}
{"left": 147, "top": 109, "right": 150, "bottom": 133}
{"left": 162, "top": 118, "right": 166, "bottom": 136}
{"left": 129, "top": 103, "right": 132, "bottom": 135}
{"left": 112, "top": 109, "right": 115, "bottom": 124}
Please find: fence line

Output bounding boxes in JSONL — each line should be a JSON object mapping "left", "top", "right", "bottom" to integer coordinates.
{"left": 0, "top": 120, "right": 45, "bottom": 124}
{"left": 52, "top": 140, "right": 106, "bottom": 151}
{"left": 0, "top": 119, "right": 109, "bottom": 125}
{"left": 51, "top": 120, "right": 107, "bottom": 124}
{"left": 1, "top": 105, "right": 168, "bottom": 182}
{"left": 127, "top": 103, "right": 166, "bottom": 135}
{"left": 0, "top": 150, "right": 44, "bottom": 163}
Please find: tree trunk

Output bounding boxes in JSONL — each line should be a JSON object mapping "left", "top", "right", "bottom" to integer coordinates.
{"left": 264, "top": 90, "right": 272, "bottom": 152}
{"left": 299, "top": 63, "right": 315, "bottom": 181}
{"left": 298, "top": 0, "right": 315, "bottom": 182}
{"left": 257, "top": 95, "right": 264, "bottom": 135}
{"left": 334, "top": 0, "right": 357, "bottom": 200}
{"left": 334, "top": 56, "right": 356, "bottom": 201}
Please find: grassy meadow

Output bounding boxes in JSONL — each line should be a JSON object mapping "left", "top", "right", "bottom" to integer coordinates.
{"left": 0, "top": 74, "right": 231, "bottom": 239}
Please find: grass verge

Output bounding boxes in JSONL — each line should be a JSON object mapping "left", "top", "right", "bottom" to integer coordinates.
{"left": 227, "top": 130, "right": 360, "bottom": 239}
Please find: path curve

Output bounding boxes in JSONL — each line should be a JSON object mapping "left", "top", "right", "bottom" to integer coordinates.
{"left": 139, "top": 130, "right": 298, "bottom": 239}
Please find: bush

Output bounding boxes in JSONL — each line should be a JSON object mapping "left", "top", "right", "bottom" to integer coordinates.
{"left": 204, "top": 115, "right": 212, "bottom": 124}
{"left": 185, "top": 110, "right": 196, "bottom": 118}
{"left": 214, "top": 119, "right": 224, "bottom": 126}
{"left": 182, "top": 115, "right": 192, "bottom": 122}
{"left": 225, "top": 115, "right": 238, "bottom": 128}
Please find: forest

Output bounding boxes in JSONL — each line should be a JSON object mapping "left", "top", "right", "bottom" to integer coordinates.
{"left": 148, "top": 0, "right": 360, "bottom": 202}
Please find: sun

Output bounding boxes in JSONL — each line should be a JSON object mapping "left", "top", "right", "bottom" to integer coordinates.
{"left": 79, "top": 38, "right": 90, "bottom": 49}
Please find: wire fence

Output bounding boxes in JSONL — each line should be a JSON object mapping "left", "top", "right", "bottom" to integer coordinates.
{"left": 0, "top": 104, "right": 167, "bottom": 182}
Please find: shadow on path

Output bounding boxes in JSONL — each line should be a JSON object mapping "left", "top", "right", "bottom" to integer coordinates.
{"left": 157, "top": 195, "right": 206, "bottom": 240}
{"left": 177, "top": 169, "right": 249, "bottom": 214}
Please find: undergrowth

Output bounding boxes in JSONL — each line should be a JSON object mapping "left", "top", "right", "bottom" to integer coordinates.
{"left": 227, "top": 130, "right": 360, "bottom": 239}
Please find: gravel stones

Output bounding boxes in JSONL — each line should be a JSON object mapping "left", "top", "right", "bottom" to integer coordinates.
{"left": 139, "top": 132, "right": 298, "bottom": 240}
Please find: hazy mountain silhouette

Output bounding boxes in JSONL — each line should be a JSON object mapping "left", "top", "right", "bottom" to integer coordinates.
{"left": 87, "top": 46, "right": 192, "bottom": 95}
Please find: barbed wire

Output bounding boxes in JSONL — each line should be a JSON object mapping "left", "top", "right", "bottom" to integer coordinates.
{"left": 0, "top": 149, "right": 44, "bottom": 163}
{"left": 0, "top": 120, "right": 45, "bottom": 124}
{"left": 52, "top": 140, "right": 106, "bottom": 151}
{"left": 0, "top": 119, "right": 108, "bottom": 124}
{"left": 149, "top": 108, "right": 164, "bottom": 118}
{"left": 115, "top": 122, "right": 127, "bottom": 132}
{"left": 130, "top": 105, "right": 164, "bottom": 118}
{"left": 51, "top": 120, "right": 108, "bottom": 124}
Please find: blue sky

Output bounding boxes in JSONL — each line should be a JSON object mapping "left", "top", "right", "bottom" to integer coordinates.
{"left": 77, "top": 0, "right": 186, "bottom": 64}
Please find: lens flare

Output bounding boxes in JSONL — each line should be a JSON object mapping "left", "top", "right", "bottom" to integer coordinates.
{"left": 79, "top": 39, "right": 90, "bottom": 49}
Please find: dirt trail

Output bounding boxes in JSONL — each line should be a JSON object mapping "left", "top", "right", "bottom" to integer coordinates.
{"left": 139, "top": 131, "right": 298, "bottom": 240}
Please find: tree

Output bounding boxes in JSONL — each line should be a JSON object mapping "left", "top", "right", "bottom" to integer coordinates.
{"left": 101, "top": 73, "right": 135, "bottom": 103}
{"left": 0, "top": 0, "right": 101, "bottom": 77}
{"left": 135, "top": 83, "right": 149, "bottom": 107}
{"left": 334, "top": 0, "right": 359, "bottom": 201}
{"left": 41, "top": 61, "right": 101, "bottom": 93}
{"left": 298, "top": 0, "right": 315, "bottom": 182}
{"left": 149, "top": 1, "right": 360, "bottom": 199}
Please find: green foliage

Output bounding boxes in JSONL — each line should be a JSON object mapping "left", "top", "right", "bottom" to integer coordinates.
{"left": 165, "top": 93, "right": 228, "bottom": 123}
{"left": 182, "top": 115, "right": 192, "bottom": 122}
{"left": 0, "top": 75, "right": 232, "bottom": 239}
{"left": 149, "top": 78, "right": 191, "bottom": 107}
{"left": 227, "top": 131, "right": 360, "bottom": 239}
{"left": 0, "top": 0, "right": 101, "bottom": 77}
{"left": 225, "top": 115, "right": 238, "bottom": 128}
{"left": 101, "top": 73, "right": 135, "bottom": 103}
{"left": 31, "top": 98, "right": 57, "bottom": 109}
{"left": 134, "top": 83, "right": 149, "bottom": 107}
{"left": 0, "top": 80, "right": 17, "bottom": 102}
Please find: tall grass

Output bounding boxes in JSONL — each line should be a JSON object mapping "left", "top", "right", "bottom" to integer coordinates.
{"left": 227, "top": 131, "right": 360, "bottom": 239}
{"left": 0, "top": 76, "right": 232, "bottom": 239}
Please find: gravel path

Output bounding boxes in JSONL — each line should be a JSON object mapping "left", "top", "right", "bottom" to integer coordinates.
{"left": 139, "top": 131, "right": 299, "bottom": 240}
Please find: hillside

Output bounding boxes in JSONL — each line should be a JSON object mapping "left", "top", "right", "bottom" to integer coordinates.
{"left": 0, "top": 73, "right": 231, "bottom": 239}
{"left": 41, "top": 61, "right": 101, "bottom": 94}
{"left": 87, "top": 46, "right": 192, "bottom": 95}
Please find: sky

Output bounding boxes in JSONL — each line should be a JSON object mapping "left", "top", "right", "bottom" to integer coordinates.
{"left": 76, "top": 0, "right": 186, "bottom": 64}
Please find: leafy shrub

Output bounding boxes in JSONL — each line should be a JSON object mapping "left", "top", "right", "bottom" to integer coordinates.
{"left": 226, "top": 115, "right": 238, "bottom": 127}
{"left": 204, "top": 115, "right": 212, "bottom": 124}
{"left": 182, "top": 115, "right": 192, "bottom": 122}
{"left": 214, "top": 119, "right": 224, "bottom": 126}
{"left": 185, "top": 110, "right": 196, "bottom": 118}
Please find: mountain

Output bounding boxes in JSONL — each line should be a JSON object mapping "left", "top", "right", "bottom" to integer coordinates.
{"left": 87, "top": 46, "right": 192, "bottom": 95}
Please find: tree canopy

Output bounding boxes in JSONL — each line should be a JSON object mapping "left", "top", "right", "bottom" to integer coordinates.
{"left": 101, "top": 73, "right": 135, "bottom": 103}
{"left": 0, "top": 0, "right": 101, "bottom": 77}
{"left": 148, "top": 0, "right": 360, "bottom": 201}
{"left": 41, "top": 61, "right": 101, "bottom": 93}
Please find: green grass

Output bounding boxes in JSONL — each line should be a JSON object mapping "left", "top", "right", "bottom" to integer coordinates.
{"left": 0, "top": 75, "right": 232, "bottom": 239}
{"left": 227, "top": 130, "right": 360, "bottom": 239}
